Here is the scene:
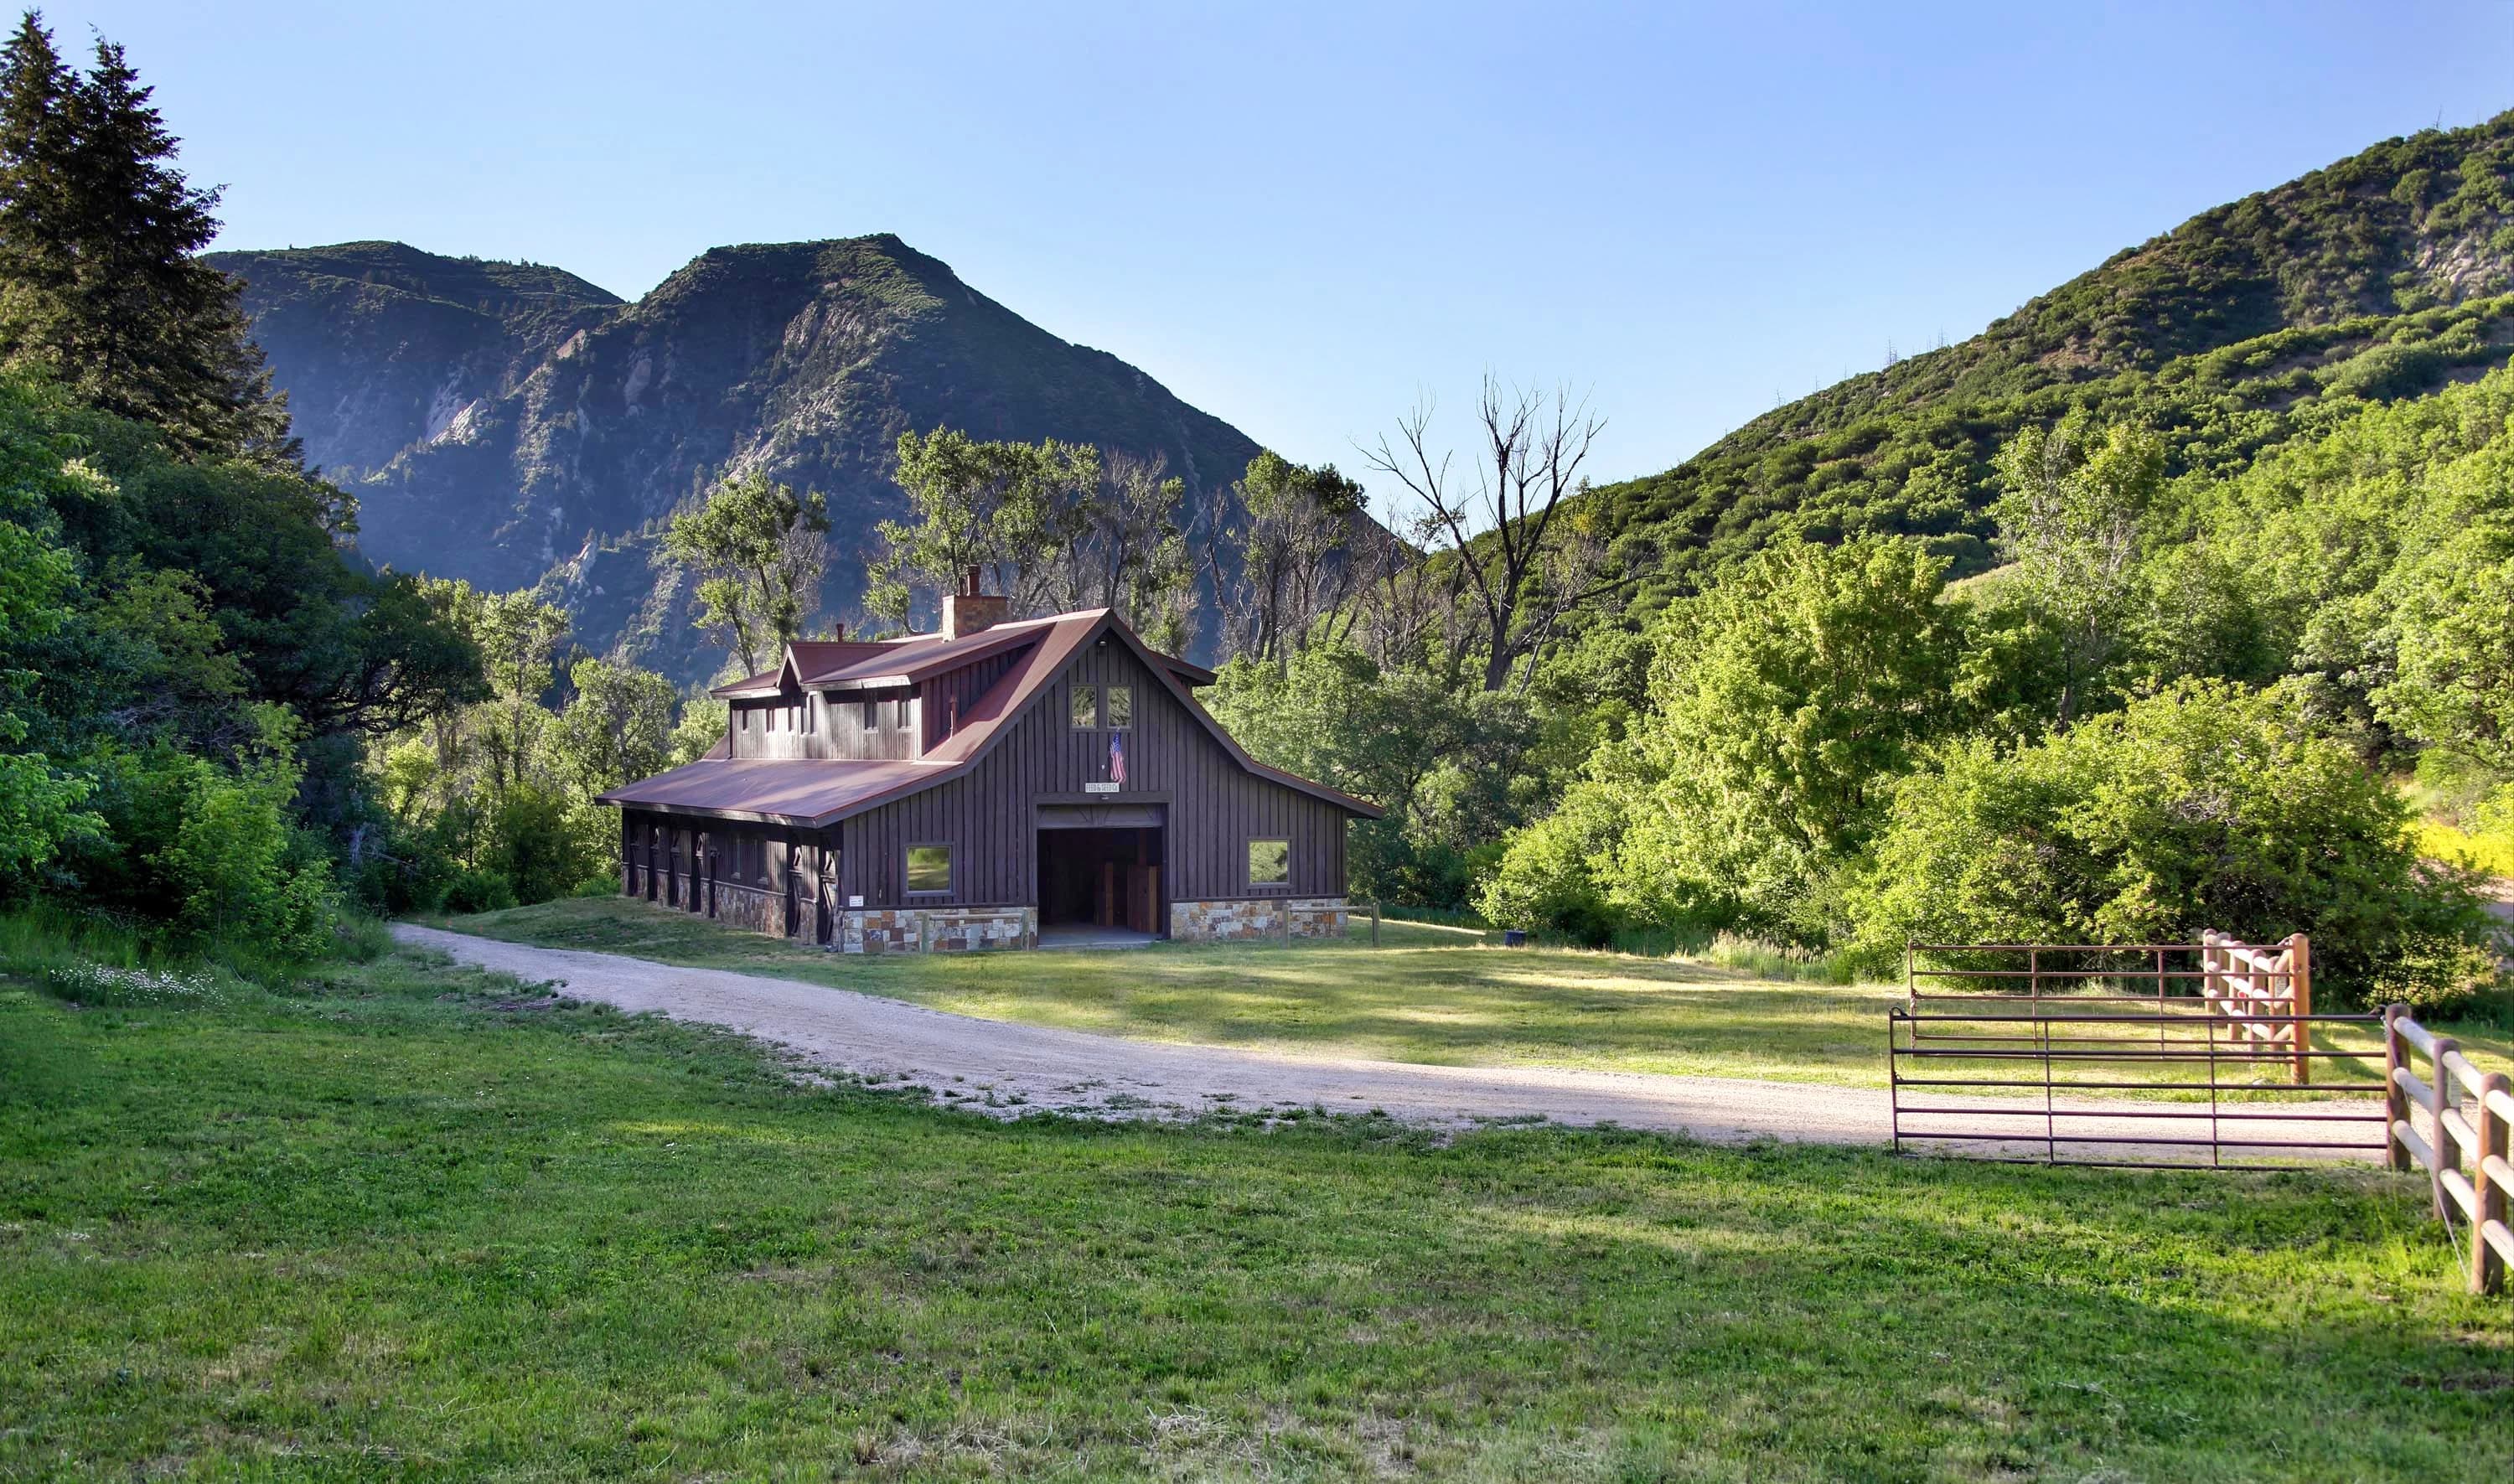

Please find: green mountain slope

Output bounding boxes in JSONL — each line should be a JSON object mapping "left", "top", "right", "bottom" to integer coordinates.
{"left": 1599, "top": 114, "right": 2514, "bottom": 601}
{"left": 207, "top": 235, "right": 1262, "bottom": 680}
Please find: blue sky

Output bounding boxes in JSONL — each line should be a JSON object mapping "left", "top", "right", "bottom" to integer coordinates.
{"left": 43, "top": 1, "right": 2514, "bottom": 488}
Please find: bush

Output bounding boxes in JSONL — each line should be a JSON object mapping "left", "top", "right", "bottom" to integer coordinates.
{"left": 1477, "top": 773, "right": 1628, "bottom": 944}
{"left": 437, "top": 866, "right": 518, "bottom": 916}
{"left": 1849, "top": 679, "right": 2500, "bottom": 1011}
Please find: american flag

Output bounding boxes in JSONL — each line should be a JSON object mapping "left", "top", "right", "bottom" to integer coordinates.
{"left": 1109, "top": 733, "right": 1127, "bottom": 785}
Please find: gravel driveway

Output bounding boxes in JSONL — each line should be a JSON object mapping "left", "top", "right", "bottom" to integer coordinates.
{"left": 395, "top": 924, "right": 2385, "bottom": 1161}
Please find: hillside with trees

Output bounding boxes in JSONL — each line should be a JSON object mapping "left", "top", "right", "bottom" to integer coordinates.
{"left": 1593, "top": 114, "right": 2514, "bottom": 603}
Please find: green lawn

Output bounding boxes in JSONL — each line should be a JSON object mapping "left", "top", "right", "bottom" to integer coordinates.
{"left": 437, "top": 896, "right": 2514, "bottom": 1093}
{"left": 3, "top": 938, "right": 2509, "bottom": 1481}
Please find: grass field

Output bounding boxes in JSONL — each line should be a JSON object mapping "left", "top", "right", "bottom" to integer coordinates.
{"left": 3, "top": 937, "right": 2510, "bottom": 1481}
{"left": 437, "top": 897, "right": 2514, "bottom": 1093}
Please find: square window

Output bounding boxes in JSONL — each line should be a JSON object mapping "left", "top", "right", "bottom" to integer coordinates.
{"left": 1106, "top": 685, "right": 1132, "bottom": 729}
{"left": 1248, "top": 837, "right": 1290, "bottom": 887}
{"left": 906, "top": 843, "right": 952, "bottom": 894}
{"left": 1070, "top": 684, "right": 1098, "bottom": 728}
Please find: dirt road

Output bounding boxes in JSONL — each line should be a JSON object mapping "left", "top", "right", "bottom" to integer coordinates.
{"left": 395, "top": 924, "right": 2384, "bottom": 1160}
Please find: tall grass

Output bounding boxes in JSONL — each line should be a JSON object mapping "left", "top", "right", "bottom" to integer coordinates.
{"left": 0, "top": 902, "right": 391, "bottom": 1005}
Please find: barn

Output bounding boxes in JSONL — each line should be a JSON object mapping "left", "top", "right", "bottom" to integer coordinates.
{"left": 597, "top": 577, "right": 1382, "bottom": 951}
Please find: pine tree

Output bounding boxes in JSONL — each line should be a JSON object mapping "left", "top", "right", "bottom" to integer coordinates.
{"left": 0, "top": 12, "right": 293, "bottom": 462}
{"left": 0, "top": 13, "right": 75, "bottom": 355}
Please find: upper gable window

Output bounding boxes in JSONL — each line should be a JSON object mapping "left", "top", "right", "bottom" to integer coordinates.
{"left": 1070, "top": 684, "right": 1099, "bottom": 729}
{"left": 1105, "top": 685, "right": 1132, "bottom": 729}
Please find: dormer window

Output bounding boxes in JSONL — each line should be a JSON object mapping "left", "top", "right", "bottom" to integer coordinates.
{"left": 895, "top": 696, "right": 911, "bottom": 729}
{"left": 1070, "top": 684, "right": 1098, "bottom": 729}
{"left": 1106, "top": 685, "right": 1132, "bottom": 729}
{"left": 861, "top": 698, "right": 877, "bottom": 731}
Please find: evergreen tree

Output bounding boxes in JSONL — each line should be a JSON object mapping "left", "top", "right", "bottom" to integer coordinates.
{"left": 0, "top": 13, "right": 292, "bottom": 461}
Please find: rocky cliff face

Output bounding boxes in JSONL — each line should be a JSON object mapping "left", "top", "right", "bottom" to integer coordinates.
{"left": 209, "top": 235, "right": 1262, "bottom": 681}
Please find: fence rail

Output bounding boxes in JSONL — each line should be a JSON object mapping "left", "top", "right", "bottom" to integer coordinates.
{"left": 2385, "top": 1007, "right": 2512, "bottom": 1296}
{"left": 1906, "top": 934, "right": 2315, "bottom": 1083}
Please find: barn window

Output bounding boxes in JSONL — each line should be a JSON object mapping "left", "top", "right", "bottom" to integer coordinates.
{"left": 895, "top": 696, "right": 911, "bottom": 728}
{"left": 1248, "top": 838, "right": 1290, "bottom": 887}
{"left": 861, "top": 697, "right": 877, "bottom": 731}
{"left": 752, "top": 836, "right": 770, "bottom": 887}
{"left": 906, "top": 843, "right": 952, "bottom": 894}
{"left": 1070, "top": 684, "right": 1098, "bottom": 728}
{"left": 1106, "top": 685, "right": 1132, "bottom": 729}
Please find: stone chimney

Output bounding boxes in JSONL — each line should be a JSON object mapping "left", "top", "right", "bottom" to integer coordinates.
{"left": 941, "top": 564, "right": 1006, "bottom": 641}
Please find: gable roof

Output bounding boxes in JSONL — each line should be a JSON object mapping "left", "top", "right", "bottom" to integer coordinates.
{"left": 610, "top": 609, "right": 1383, "bottom": 825}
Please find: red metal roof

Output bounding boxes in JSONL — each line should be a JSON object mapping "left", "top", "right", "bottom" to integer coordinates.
{"left": 597, "top": 757, "right": 942, "bottom": 825}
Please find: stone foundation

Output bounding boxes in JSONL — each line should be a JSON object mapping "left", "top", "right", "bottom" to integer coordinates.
{"left": 1169, "top": 897, "right": 1348, "bottom": 942}
{"left": 841, "top": 905, "right": 1037, "bottom": 954}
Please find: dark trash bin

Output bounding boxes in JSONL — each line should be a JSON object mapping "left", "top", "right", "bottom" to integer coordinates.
{"left": 1503, "top": 929, "right": 1528, "bottom": 947}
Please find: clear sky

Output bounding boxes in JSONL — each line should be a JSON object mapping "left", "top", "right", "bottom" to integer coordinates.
{"left": 39, "top": 1, "right": 2514, "bottom": 487}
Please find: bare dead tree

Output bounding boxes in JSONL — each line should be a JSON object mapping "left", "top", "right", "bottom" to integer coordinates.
{"left": 1199, "top": 451, "right": 1364, "bottom": 667}
{"left": 1364, "top": 377, "right": 1616, "bottom": 690}
{"left": 1347, "top": 497, "right": 1447, "bottom": 674}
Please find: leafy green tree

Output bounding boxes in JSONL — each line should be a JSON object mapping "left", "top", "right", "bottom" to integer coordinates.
{"left": 664, "top": 472, "right": 830, "bottom": 675}
{"left": 1615, "top": 535, "right": 1958, "bottom": 938}
{"left": 668, "top": 693, "right": 729, "bottom": 768}
{"left": 0, "top": 13, "right": 289, "bottom": 460}
{"left": 1990, "top": 411, "right": 2162, "bottom": 725}
{"left": 1203, "top": 644, "right": 1538, "bottom": 905}
{"left": 553, "top": 658, "right": 676, "bottom": 798}
{"left": 2376, "top": 517, "right": 2514, "bottom": 770}
{"left": 1476, "top": 741, "right": 1652, "bottom": 943}
{"left": 1849, "top": 679, "right": 2497, "bottom": 1011}
{"left": 149, "top": 706, "right": 338, "bottom": 959}
{"left": 867, "top": 428, "right": 1096, "bottom": 627}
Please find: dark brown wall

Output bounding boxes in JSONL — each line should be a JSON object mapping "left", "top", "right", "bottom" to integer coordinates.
{"left": 836, "top": 636, "right": 1349, "bottom": 908}
{"left": 921, "top": 650, "right": 1022, "bottom": 752}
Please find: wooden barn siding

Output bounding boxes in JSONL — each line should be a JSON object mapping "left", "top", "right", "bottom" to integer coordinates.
{"left": 731, "top": 687, "right": 918, "bottom": 761}
{"left": 838, "top": 637, "right": 1349, "bottom": 908}
{"left": 922, "top": 650, "right": 1022, "bottom": 752}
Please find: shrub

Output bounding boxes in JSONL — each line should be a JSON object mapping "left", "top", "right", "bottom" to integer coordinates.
{"left": 437, "top": 866, "right": 519, "bottom": 917}
{"left": 1848, "top": 679, "right": 2500, "bottom": 1011}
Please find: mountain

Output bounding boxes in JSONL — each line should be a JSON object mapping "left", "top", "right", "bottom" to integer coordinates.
{"left": 207, "top": 235, "right": 1264, "bottom": 681}
{"left": 1596, "top": 113, "right": 2514, "bottom": 607}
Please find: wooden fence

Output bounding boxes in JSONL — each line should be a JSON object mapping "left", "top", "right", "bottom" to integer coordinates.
{"left": 2199, "top": 931, "right": 2311, "bottom": 1084}
{"left": 2386, "top": 1008, "right": 2513, "bottom": 1295}
{"left": 1907, "top": 933, "right": 2315, "bottom": 1086}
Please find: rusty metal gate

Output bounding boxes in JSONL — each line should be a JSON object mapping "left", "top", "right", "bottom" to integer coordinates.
{"left": 1889, "top": 940, "right": 2391, "bottom": 1168}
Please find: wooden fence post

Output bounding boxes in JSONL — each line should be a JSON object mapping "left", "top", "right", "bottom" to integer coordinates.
{"left": 2384, "top": 1005, "right": 2413, "bottom": 1172}
{"left": 2433, "top": 1036, "right": 2461, "bottom": 1223}
{"left": 2288, "top": 933, "right": 2311, "bottom": 1087}
{"left": 2477, "top": 1070, "right": 2509, "bottom": 1296}
{"left": 1369, "top": 900, "right": 1380, "bottom": 949}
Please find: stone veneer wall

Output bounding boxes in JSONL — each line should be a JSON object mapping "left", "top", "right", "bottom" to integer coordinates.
{"left": 841, "top": 905, "right": 1037, "bottom": 954}
{"left": 1170, "top": 897, "right": 1348, "bottom": 942}
{"left": 712, "top": 882, "right": 789, "bottom": 938}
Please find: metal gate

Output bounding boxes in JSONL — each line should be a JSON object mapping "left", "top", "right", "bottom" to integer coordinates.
{"left": 1889, "top": 940, "right": 2391, "bottom": 1168}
